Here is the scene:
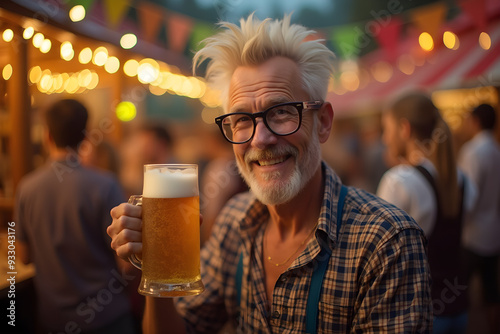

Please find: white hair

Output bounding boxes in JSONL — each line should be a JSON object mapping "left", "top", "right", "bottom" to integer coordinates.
{"left": 193, "top": 13, "right": 335, "bottom": 112}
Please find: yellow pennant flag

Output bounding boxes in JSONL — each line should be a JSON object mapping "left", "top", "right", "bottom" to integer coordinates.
{"left": 411, "top": 2, "right": 448, "bottom": 40}
{"left": 103, "top": 0, "right": 131, "bottom": 28}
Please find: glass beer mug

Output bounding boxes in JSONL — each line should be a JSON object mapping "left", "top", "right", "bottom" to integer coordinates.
{"left": 128, "top": 164, "right": 204, "bottom": 297}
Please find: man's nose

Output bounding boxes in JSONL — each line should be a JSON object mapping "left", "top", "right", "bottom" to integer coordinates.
{"left": 250, "top": 119, "right": 278, "bottom": 149}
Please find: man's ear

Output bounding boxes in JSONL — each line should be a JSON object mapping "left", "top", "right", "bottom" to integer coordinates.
{"left": 317, "top": 102, "right": 334, "bottom": 143}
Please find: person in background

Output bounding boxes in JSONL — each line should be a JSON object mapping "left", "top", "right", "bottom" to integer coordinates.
{"left": 120, "top": 124, "right": 175, "bottom": 197}
{"left": 80, "top": 139, "right": 121, "bottom": 176}
{"left": 108, "top": 15, "right": 432, "bottom": 333}
{"left": 377, "top": 93, "right": 477, "bottom": 334}
{"left": 458, "top": 103, "right": 500, "bottom": 334}
{"left": 198, "top": 126, "right": 248, "bottom": 244}
{"left": 15, "top": 99, "right": 136, "bottom": 334}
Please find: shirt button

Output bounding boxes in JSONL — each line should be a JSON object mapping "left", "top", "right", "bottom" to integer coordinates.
{"left": 280, "top": 276, "right": 287, "bottom": 282}
{"left": 273, "top": 310, "right": 280, "bottom": 319}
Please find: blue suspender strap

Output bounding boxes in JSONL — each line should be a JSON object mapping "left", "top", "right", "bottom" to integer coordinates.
{"left": 336, "top": 185, "right": 348, "bottom": 237}
{"left": 305, "top": 185, "right": 348, "bottom": 334}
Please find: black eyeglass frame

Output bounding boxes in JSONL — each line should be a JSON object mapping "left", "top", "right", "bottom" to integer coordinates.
{"left": 214, "top": 100, "right": 323, "bottom": 144}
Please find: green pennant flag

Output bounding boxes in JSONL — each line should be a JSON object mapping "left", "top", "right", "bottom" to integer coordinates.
{"left": 330, "top": 24, "right": 367, "bottom": 59}
{"left": 189, "top": 22, "right": 215, "bottom": 53}
{"left": 65, "top": 0, "right": 96, "bottom": 12}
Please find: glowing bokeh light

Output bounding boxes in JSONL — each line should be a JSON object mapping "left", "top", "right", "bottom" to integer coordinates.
{"left": 2, "top": 64, "right": 13, "bottom": 80}
{"left": 137, "top": 58, "right": 160, "bottom": 83}
{"left": 79, "top": 47, "right": 92, "bottom": 64}
{"left": 120, "top": 33, "right": 137, "bottom": 49}
{"left": 123, "top": 59, "right": 139, "bottom": 77}
{"left": 29, "top": 66, "right": 42, "bottom": 83}
{"left": 32, "top": 33, "right": 44, "bottom": 48}
{"left": 116, "top": 101, "right": 137, "bottom": 122}
{"left": 23, "top": 27, "right": 34, "bottom": 39}
{"left": 479, "top": 32, "right": 491, "bottom": 50}
{"left": 69, "top": 5, "right": 86, "bottom": 22}
{"left": 40, "top": 39, "right": 52, "bottom": 53}
{"left": 443, "top": 31, "right": 459, "bottom": 50}
{"left": 419, "top": 32, "right": 434, "bottom": 51}
{"left": 397, "top": 54, "right": 415, "bottom": 75}
{"left": 93, "top": 47, "right": 108, "bottom": 66}
{"left": 371, "top": 61, "right": 393, "bottom": 83}
{"left": 104, "top": 56, "right": 120, "bottom": 73}
{"left": 3, "top": 29, "right": 14, "bottom": 42}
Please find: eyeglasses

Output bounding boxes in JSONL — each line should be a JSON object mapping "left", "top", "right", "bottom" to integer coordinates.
{"left": 214, "top": 101, "right": 323, "bottom": 144}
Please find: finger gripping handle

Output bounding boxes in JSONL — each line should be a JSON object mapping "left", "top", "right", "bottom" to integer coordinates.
{"left": 128, "top": 195, "right": 143, "bottom": 270}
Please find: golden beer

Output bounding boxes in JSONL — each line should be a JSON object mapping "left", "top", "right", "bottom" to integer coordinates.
{"left": 128, "top": 164, "right": 204, "bottom": 297}
{"left": 142, "top": 196, "right": 200, "bottom": 284}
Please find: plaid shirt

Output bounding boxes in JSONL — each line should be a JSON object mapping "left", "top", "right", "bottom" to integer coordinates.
{"left": 176, "top": 162, "right": 432, "bottom": 333}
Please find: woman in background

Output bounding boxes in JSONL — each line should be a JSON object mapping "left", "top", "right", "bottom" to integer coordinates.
{"left": 377, "top": 92, "right": 477, "bottom": 334}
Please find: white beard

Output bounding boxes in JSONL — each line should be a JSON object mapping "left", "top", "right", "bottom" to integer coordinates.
{"left": 236, "top": 126, "right": 321, "bottom": 205}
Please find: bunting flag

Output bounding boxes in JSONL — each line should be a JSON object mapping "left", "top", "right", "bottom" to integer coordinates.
{"left": 459, "top": 0, "right": 487, "bottom": 32}
{"left": 330, "top": 24, "right": 366, "bottom": 59}
{"left": 167, "top": 13, "right": 193, "bottom": 53}
{"left": 137, "top": 2, "right": 165, "bottom": 43}
{"left": 373, "top": 17, "right": 403, "bottom": 63}
{"left": 65, "top": 0, "right": 96, "bottom": 12}
{"left": 189, "top": 22, "right": 215, "bottom": 53}
{"left": 103, "top": 0, "right": 131, "bottom": 27}
{"left": 410, "top": 2, "right": 448, "bottom": 40}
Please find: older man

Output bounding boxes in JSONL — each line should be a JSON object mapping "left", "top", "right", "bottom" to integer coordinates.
{"left": 108, "top": 15, "right": 432, "bottom": 333}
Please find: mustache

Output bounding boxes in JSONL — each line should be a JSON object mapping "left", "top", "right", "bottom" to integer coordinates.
{"left": 244, "top": 146, "right": 298, "bottom": 165}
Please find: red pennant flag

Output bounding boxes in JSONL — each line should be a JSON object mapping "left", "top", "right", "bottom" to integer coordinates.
{"left": 459, "top": 0, "right": 487, "bottom": 32}
{"left": 167, "top": 13, "right": 193, "bottom": 53}
{"left": 138, "top": 2, "right": 165, "bottom": 43}
{"left": 373, "top": 16, "right": 403, "bottom": 63}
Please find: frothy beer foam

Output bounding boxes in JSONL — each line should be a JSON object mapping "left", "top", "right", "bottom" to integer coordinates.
{"left": 143, "top": 167, "right": 198, "bottom": 198}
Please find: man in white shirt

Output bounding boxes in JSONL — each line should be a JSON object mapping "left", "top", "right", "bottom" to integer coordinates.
{"left": 458, "top": 103, "right": 500, "bottom": 334}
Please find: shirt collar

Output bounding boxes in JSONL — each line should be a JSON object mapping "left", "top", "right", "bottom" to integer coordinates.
{"left": 317, "top": 161, "right": 344, "bottom": 251}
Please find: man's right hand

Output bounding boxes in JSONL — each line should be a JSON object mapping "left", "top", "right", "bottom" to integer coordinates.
{"left": 108, "top": 203, "right": 143, "bottom": 260}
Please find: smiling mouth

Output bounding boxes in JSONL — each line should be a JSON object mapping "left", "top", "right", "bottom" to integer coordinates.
{"left": 255, "top": 155, "right": 289, "bottom": 166}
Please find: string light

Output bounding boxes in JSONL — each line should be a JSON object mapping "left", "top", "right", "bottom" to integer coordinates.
{"left": 120, "top": 33, "right": 137, "bottom": 49}
{"left": 60, "top": 41, "right": 74, "bottom": 61}
{"left": 69, "top": 5, "right": 86, "bottom": 22}
{"left": 79, "top": 47, "right": 92, "bottom": 64}
{"left": 123, "top": 59, "right": 139, "bottom": 77}
{"left": 3, "top": 29, "right": 14, "bottom": 42}
{"left": 137, "top": 58, "right": 159, "bottom": 83}
{"left": 92, "top": 47, "right": 108, "bottom": 66}
{"left": 479, "top": 32, "right": 491, "bottom": 50}
{"left": 2, "top": 64, "right": 13, "bottom": 80}
{"left": 23, "top": 27, "right": 34, "bottom": 39}
{"left": 443, "top": 31, "right": 459, "bottom": 50}
{"left": 40, "top": 39, "right": 52, "bottom": 53}
{"left": 398, "top": 54, "right": 415, "bottom": 75}
{"left": 32, "top": 33, "right": 44, "bottom": 48}
{"left": 104, "top": 56, "right": 120, "bottom": 74}
{"left": 419, "top": 32, "right": 434, "bottom": 51}
{"left": 371, "top": 61, "right": 393, "bottom": 83}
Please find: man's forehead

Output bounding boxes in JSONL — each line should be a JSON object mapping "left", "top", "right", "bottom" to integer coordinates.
{"left": 227, "top": 57, "right": 303, "bottom": 112}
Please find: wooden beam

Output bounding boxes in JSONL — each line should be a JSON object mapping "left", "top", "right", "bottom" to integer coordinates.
{"left": 9, "top": 25, "right": 32, "bottom": 192}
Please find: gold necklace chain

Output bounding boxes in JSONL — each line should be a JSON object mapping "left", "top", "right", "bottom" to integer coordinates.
{"left": 265, "top": 221, "right": 319, "bottom": 267}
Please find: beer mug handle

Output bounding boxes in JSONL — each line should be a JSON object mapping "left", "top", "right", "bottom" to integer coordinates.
{"left": 128, "top": 195, "right": 143, "bottom": 270}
